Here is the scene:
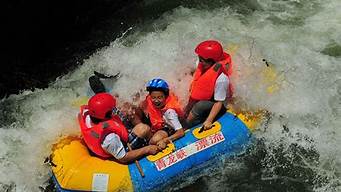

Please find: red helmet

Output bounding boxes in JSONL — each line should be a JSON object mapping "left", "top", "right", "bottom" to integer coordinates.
{"left": 195, "top": 40, "right": 224, "bottom": 62}
{"left": 88, "top": 93, "right": 116, "bottom": 120}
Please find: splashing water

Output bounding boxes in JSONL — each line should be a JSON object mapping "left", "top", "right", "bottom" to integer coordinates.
{"left": 0, "top": 0, "right": 340, "bottom": 191}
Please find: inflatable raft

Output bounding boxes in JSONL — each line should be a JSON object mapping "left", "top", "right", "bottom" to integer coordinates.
{"left": 49, "top": 42, "right": 281, "bottom": 191}
{"left": 50, "top": 108, "right": 264, "bottom": 192}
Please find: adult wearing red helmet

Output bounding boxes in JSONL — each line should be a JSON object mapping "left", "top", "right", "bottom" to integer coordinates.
{"left": 78, "top": 93, "right": 160, "bottom": 163}
{"left": 184, "top": 40, "right": 233, "bottom": 130}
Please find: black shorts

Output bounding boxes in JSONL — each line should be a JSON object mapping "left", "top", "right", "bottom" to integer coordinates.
{"left": 187, "top": 100, "right": 226, "bottom": 128}
{"left": 127, "top": 132, "right": 148, "bottom": 150}
{"left": 160, "top": 126, "right": 176, "bottom": 136}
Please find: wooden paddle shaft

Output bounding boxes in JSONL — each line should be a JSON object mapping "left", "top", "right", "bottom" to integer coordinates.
{"left": 127, "top": 143, "right": 145, "bottom": 177}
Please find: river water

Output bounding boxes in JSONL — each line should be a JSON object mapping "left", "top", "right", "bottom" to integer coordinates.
{"left": 0, "top": 0, "right": 340, "bottom": 191}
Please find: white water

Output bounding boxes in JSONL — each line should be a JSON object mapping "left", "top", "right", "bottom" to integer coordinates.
{"left": 0, "top": 0, "right": 340, "bottom": 191}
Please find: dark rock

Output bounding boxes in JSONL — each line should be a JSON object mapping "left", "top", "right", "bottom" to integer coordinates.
{"left": 2, "top": 0, "right": 144, "bottom": 98}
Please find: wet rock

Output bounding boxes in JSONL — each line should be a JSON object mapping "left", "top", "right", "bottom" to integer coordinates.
{"left": 2, "top": 0, "right": 142, "bottom": 98}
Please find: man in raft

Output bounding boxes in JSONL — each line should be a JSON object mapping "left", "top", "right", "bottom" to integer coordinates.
{"left": 184, "top": 40, "right": 233, "bottom": 131}
{"left": 78, "top": 92, "right": 160, "bottom": 163}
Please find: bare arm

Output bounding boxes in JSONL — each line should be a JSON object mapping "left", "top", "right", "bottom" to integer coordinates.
{"left": 130, "top": 106, "right": 144, "bottom": 125}
{"left": 167, "top": 128, "right": 185, "bottom": 142}
{"left": 117, "top": 145, "right": 159, "bottom": 164}
{"left": 203, "top": 101, "right": 223, "bottom": 130}
{"left": 128, "top": 100, "right": 148, "bottom": 126}
{"left": 156, "top": 128, "right": 185, "bottom": 150}
{"left": 120, "top": 102, "right": 145, "bottom": 126}
{"left": 206, "top": 101, "right": 223, "bottom": 122}
{"left": 157, "top": 110, "right": 186, "bottom": 149}
{"left": 161, "top": 109, "right": 186, "bottom": 144}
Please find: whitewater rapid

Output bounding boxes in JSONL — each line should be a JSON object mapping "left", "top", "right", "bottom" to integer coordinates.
{"left": 0, "top": 0, "right": 340, "bottom": 191}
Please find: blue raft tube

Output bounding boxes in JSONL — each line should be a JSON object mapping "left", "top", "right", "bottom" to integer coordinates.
{"left": 50, "top": 109, "right": 264, "bottom": 192}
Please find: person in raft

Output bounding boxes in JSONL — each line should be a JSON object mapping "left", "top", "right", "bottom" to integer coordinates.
{"left": 78, "top": 92, "right": 160, "bottom": 163}
{"left": 184, "top": 40, "right": 233, "bottom": 131}
{"left": 130, "top": 78, "right": 186, "bottom": 149}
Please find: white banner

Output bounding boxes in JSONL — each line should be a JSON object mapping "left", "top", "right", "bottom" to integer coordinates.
{"left": 154, "top": 131, "right": 225, "bottom": 171}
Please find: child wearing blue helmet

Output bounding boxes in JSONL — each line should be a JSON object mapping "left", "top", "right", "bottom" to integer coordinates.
{"left": 132, "top": 78, "right": 185, "bottom": 149}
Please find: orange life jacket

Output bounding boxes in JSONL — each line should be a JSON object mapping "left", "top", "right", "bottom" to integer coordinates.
{"left": 145, "top": 93, "right": 184, "bottom": 132}
{"left": 78, "top": 105, "right": 129, "bottom": 159}
{"left": 190, "top": 52, "right": 233, "bottom": 100}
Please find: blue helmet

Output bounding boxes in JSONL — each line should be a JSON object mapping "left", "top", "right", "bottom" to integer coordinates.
{"left": 146, "top": 78, "right": 169, "bottom": 95}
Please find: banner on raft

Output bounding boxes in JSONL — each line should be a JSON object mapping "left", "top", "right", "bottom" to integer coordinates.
{"left": 155, "top": 131, "right": 225, "bottom": 171}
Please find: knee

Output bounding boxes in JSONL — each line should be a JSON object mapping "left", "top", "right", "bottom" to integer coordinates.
{"left": 149, "top": 131, "right": 167, "bottom": 145}
{"left": 149, "top": 136, "right": 160, "bottom": 145}
{"left": 186, "top": 111, "right": 195, "bottom": 121}
{"left": 132, "top": 123, "right": 151, "bottom": 138}
{"left": 149, "top": 136, "right": 161, "bottom": 145}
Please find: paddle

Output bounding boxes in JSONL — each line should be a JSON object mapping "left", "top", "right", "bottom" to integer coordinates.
{"left": 127, "top": 143, "right": 145, "bottom": 177}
